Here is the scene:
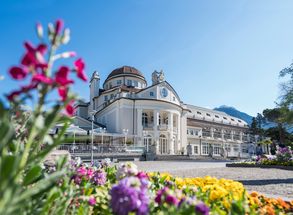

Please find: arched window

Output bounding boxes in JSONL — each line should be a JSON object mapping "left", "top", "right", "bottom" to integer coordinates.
{"left": 142, "top": 113, "right": 148, "bottom": 127}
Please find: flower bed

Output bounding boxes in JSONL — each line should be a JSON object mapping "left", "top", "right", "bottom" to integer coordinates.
{"left": 44, "top": 159, "right": 293, "bottom": 215}
{"left": 228, "top": 146, "right": 293, "bottom": 171}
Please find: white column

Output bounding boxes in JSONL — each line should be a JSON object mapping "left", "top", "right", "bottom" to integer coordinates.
{"left": 231, "top": 130, "right": 234, "bottom": 141}
{"left": 153, "top": 110, "right": 159, "bottom": 153}
{"left": 177, "top": 113, "right": 181, "bottom": 153}
{"left": 221, "top": 129, "right": 225, "bottom": 140}
{"left": 240, "top": 131, "right": 243, "bottom": 142}
{"left": 168, "top": 112, "right": 174, "bottom": 154}
{"left": 137, "top": 109, "right": 143, "bottom": 146}
{"left": 210, "top": 128, "right": 214, "bottom": 138}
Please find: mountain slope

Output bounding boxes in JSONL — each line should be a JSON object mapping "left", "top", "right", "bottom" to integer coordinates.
{"left": 214, "top": 105, "right": 253, "bottom": 125}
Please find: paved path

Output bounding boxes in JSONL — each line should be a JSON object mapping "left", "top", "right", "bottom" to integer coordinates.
{"left": 133, "top": 161, "right": 293, "bottom": 199}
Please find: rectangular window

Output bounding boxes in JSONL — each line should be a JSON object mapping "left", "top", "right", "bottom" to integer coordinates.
{"left": 127, "top": 80, "right": 132, "bottom": 86}
{"left": 133, "top": 80, "right": 138, "bottom": 87}
{"left": 117, "top": 80, "right": 122, "bottom": 85}
{"left": 150, "top": 92, "right": 154, "bottom": 97}
{"left": 194, "top": 146, "right": 199, "bottom": 154}
{"left": 110, "top": 94, "right": 114, "bottom": 99}
{"left": 213, "top": 144, "right": 221, "bottom": 155}
{"left": 173, "top": 96, "right": 176, "bottom": 101}
{"left": 202, "top": 143, "right": 209, "bottom": 155}
{"left": 109, "top": 82, "right": 112, "bottom": 88}
{"left": 104, "top": 95, "right": 108, "bottom": 101}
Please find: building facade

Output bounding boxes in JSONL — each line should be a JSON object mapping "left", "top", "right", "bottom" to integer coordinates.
{"left": 75, "top": 66, "right": 257, "bottom": 157}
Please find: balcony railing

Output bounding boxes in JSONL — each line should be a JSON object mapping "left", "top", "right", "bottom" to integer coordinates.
{"left": 213, "top": 132, "right": 222, "bottom": 139}
{"left": 202, "top": 131, "right": 211, "bottom": 137}
{"left": 143, "top": 123, "right": 154, "bottom": 129}
{"left": 224, "top": 134, "right": 232, "bottom": 140}
{"left": 158, "top": 124, "right": 168, "bottom": 130}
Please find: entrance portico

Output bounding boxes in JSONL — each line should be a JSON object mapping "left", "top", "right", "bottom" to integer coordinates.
{"left": 137, "top": 108, "right": 181, "bottom": 155}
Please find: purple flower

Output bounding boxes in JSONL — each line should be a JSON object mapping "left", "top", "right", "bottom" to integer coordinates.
{"left": 92, "top": 169, "right": 107, "bottom": 186}
{"left": 166, "top": 194, "right": 179, "bottom": 205}
{"left": 110, "top": 177, "right": 149, "bottom": 215}
{"left": 88, "top": 196, "right": 96, "bottom": 206}
{"left": 195, "top": 202, "right": 210, "bottom": 215}
{"left": 155, "top": 187, "right": 179, "bottom": 206}
{"left": 72, "top": 175, "right": 82, "bottom": 185}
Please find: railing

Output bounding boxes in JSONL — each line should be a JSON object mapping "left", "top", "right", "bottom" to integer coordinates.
{"left": 234, "top": 134, "right": 240, "bottom": 141}
{"left": 158, "top": 124, "right": 168, "bottom": 130}
{"left": 58, "top": 144, "right": 145, "bottom": 154}
{"left": 213, "top": 132, "right": 222, "bottom": 139}
{"left": 143, "top": 123, "right": 154, "bottom": 129}
{"left": 224, "top": 134, "right": 232, "bottom": 140}
{"left": 202, "top": 131, "right": 211, "bottom": 137}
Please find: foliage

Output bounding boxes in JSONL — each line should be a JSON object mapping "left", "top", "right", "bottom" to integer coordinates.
{"left": 0, "top": 19, "right": 87, "bottom": 214}
{"left": 31, "top": 161, "right": 293, "bottom": 214}
{"left": 262, "top": 107, "right": 292, "bottom": 144}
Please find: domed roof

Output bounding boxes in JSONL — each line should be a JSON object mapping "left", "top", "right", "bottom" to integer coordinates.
{"left": 105, "top": 66, "right": 145, "bottom": 81}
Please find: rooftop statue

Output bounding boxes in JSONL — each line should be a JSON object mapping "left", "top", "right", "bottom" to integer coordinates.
{"left": 152, "top": 69, "right": 165, "bottom": 85}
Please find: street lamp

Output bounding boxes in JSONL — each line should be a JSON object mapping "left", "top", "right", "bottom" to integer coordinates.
{"left": 123, "top": 128, "right": 128, "bottom": 147}
{"left": 89, "top": 111, "right": 96, "bottom": 164}
{"left": 143, "top": 130, "right": 148, "bottom": 152}
{"left": 100, "top": 127, "right": 106, "bottom": 153}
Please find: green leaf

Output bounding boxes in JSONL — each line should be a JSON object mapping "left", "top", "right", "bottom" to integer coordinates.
{"left": 23, "top": 165, "right": 42, "bottom": 186}
{"left": 1, "top": 155, "right": 16, "bottom": 179}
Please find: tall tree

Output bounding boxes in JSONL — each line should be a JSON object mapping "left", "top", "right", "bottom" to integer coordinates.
{"left": 262, "top": 107, "right": 289, "bottom": 144}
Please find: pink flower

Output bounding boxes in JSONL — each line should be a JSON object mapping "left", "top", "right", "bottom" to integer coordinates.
{"left": 6, "top": 83, "right": 37, "bottom": 101}
{"left": 74, "top": 58, "right": 87, "bottom": 81}
{"left": 32, "top": 73, "right": 53, "bottom": 84}
{"left": 7, "top": 90, "right": 21, "bottom": 101}
{"left": 65, "top": 101, "right": 75, "bottom": 116}
{"left": 55, "top": 19, "right": 64, "bottom": 35}
{"left": 88, "top": 196, "right": 96, "bottom": 206}
{"left": 9, "top": 66, "right": 28, "bottom": 80}
{"left": 136, "top": 171, "right": 149, "bottom": 180}
{"left": 21, "top": 42, "right": 47, "bottom": 69}
{"left": 77, "top": 166, "right": 87, "bottom": 176}
{"left": 55, "top": 66, "right": 74, "bottom": 86}
{"left": 87, "top": 168, "right": 95, "bottom": 179}
{"left": 58, "top": 87, "right": 67, "bottom": 101}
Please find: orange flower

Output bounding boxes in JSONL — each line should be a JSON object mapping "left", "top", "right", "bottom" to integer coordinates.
{"left": 265, "top": 205, "right": 275, "bottom": 215}
{"left": 250, "top": 191, "right": 259, "bottom": 198}
{"left": 277, "top": 198, "right": 290, "bottom": 210}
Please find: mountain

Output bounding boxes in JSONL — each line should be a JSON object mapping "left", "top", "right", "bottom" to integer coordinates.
{"left": 214, "top": 105, "right": 253, "bottom": 125}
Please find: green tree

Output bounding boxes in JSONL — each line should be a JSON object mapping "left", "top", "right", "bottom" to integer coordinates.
{"left": 262, "top": 107, "right": 291, "bottom": 144}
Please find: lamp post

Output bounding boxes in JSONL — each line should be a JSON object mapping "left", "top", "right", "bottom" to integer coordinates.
{"left": 143, "top": 130, "right": 148, "bottom": 152}
{"left": 199, "top": 135, "right": 202, "bottom": 155}
{"left": 123, "top": 128, "right": 128, "bottom": 147}
{"left": 89, "top": 111, "right": 96, "bottom": 164}
{"left": 100, "top": 127, "right": 106, "bottom": 153}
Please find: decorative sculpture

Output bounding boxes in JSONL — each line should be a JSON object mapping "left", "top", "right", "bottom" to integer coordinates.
{"left": 152, "top": 69, "right": 165, "bottom": 85}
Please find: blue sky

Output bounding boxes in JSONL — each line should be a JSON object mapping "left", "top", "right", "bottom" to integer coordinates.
{"left": 1, "top": 0, "right": 293, "bottom": 116}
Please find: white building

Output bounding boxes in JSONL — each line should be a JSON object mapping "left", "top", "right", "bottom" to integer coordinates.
{"left": 75, "top": 66, "right": 255, "bottom": 157}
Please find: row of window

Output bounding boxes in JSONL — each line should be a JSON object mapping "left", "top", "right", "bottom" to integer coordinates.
{"left": 105, "top": 79, "right": 144, "bottom": 90}
{"left": 187, "top": 128, "right": 200, "bottom": 136}
{"left": 194, "top": 111, "right": 242, "bottom": 123}
{"left": 192, "top": 143, "right": 242, "bottom": 155}
{"left": 104, "top": 94, "right": 115, "bottom": 101}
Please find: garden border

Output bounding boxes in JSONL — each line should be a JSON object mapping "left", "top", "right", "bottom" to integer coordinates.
{"left": 226, "top": 163, "right": 293, "bottom": 171}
